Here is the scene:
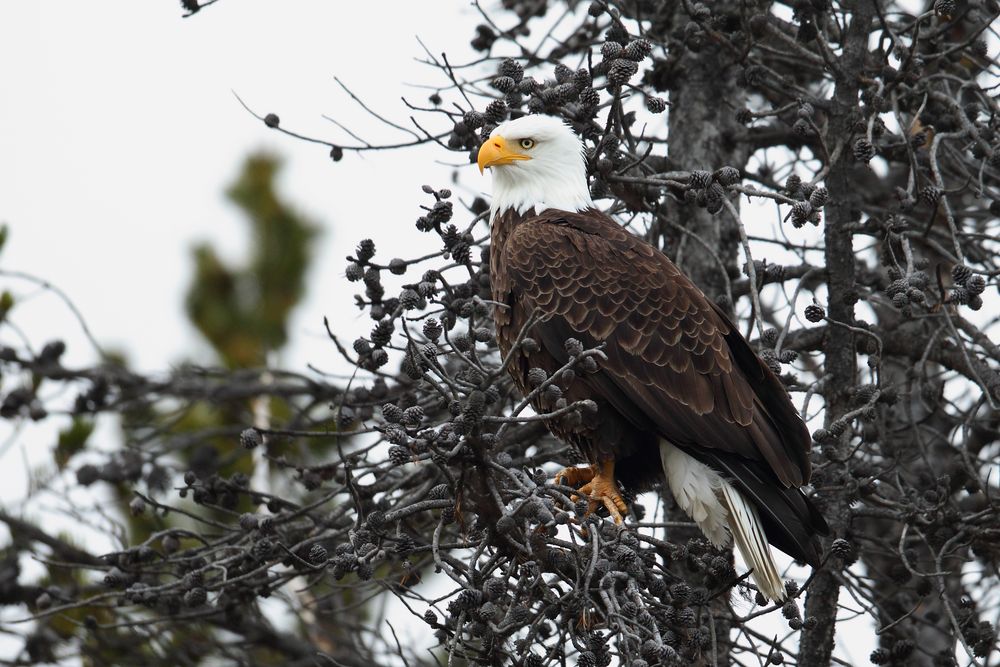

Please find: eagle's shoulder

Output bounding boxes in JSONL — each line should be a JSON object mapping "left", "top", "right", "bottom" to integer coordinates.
{"left": 521, "top": 208, "right": 653, "bottom": 249}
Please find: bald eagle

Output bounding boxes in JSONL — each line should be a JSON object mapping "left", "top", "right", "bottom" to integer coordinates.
{"left": 478, "top": 115, "right": 828, "bottom": 602}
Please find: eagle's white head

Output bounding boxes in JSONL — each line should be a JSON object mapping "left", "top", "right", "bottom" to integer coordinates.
{"left": 477, "top": 114, "right": 593, "bottom": 219}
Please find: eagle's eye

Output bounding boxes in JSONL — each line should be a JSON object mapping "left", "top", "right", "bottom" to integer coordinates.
{"left": 519, "top": 138, "right": 535, "bottom": 150}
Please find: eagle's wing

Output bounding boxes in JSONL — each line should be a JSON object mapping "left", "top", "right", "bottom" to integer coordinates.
{"left": 499, "top": 208, "right": 812, "bottom": 489}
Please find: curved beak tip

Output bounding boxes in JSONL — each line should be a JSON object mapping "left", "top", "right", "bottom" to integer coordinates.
{"left": 477, "top": 136, "right": 528, "bottom": 174}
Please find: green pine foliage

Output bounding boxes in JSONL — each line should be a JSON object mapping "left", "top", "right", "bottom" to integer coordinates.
{"left": 186, "top": 154, "right": 317, "bottom": 368}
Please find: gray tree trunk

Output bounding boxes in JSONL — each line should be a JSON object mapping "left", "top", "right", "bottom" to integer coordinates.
{"left": 799, "top": 1, "right": 875, "bottom": 664}
{"left": 654, "top": 5, "right": 750, "bottom": 663}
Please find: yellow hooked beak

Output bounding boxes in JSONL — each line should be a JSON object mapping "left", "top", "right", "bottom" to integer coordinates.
{"left": 477, "top": 135, "right": 531, "bottom": 174}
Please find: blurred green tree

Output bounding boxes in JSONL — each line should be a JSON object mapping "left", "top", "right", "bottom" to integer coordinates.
{"left": 130, "top": 152, "right": 323, "bottom": 498}
{"left": 187, "top": 153, "right": 317, "bottom": 368}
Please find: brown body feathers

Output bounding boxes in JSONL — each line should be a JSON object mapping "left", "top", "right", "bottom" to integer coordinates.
{"left": 490, "top": 207, "right": 829, "bottom": 565}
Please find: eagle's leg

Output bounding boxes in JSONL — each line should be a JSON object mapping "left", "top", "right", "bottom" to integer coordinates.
{"left": 576, "top": 460, "right": 628, "bottom": 524}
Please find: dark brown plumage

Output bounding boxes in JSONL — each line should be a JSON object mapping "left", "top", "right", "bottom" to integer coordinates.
{"left": 490, "top": 206, "right": 829, "bottom": 565}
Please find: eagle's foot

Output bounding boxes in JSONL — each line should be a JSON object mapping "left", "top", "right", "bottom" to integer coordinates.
{"left": 556, "top": 461, "right": 628, "bottom": 524}
{"left": 554, "top": 465, "right": 596, "bottom": 488}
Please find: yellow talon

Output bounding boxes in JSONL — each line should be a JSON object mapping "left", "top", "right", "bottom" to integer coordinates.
{"left": 554, "top": 465, "right": 596, "bottom": 488}
{"left": 555, "top": 461, "right": 627, "bottom": 524}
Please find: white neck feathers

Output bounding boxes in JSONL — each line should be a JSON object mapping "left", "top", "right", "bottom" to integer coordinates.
{"left": 489, "top": 159, "right": 593, "bottom": 219}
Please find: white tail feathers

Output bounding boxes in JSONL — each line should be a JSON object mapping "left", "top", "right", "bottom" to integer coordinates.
{"left": 718, "top": 482, "right": 786, "bottom": 602}
{"left": 659, "top": 441, "right": 729, "bottom": 546}
{"left": 659, "top": 441, "right": 786, "bottom": 603}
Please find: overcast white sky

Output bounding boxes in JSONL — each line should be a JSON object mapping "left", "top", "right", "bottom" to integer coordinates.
{"left": 1, "top": 0, "right": 484, "bottom": 375}
{"left": 0, "top": 2, "right": 904, "bottom": 663}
